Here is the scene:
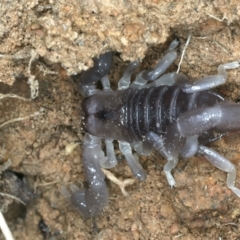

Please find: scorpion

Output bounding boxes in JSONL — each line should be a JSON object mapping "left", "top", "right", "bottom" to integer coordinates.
{"left": 61, "top": 39, "right": 240, "bottom": 218}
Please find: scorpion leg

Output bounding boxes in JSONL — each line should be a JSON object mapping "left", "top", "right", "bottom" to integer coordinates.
{"left": 182, "top": 61, "right": 240, "bottom": 93}
{"left": 146, "top": 131, "right": 179, "bottom": 186}
{"left": 119, "top": 141, "right": 147, "bottom": 180}
{"left": 118, "top": 61, "right": 139, "bottom": 90}
{"left": 62, "top": 133, "right": 108, "bottom": 217}
{"left": 180, "top": 135, "right": 199, "bottom": 158}
{"left": 166, "top": 39, "right": 179, "bottom": 52}
{"left": 131, "top": 140, "right": 153, "bottom": 156}
{"left": 130, "top": 40, "right": 179, "bottom": 89}
{"left": 100, "top": 139, "right": 118, "bottom": 169}
{"left": 198, "top": 145, "right": 240, "bottom": 197}
{"left": 142, "top": 72, "right": 189, "bottom": 89}
{"left": 163, "top": 158, "right": 179, "bottom": 187}
{"left": 101, "top": 75, "right": 111, "bottom": 91}
{"left": 163, "top": 102, "right": 240, "bottom": 195}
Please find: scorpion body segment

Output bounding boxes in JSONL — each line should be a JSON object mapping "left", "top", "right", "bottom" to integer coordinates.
{"left": 63, "top": 40, "right": 240, "bottom": 218}
{"left": 83, "top": 84, "right": 224, "bottom": 143}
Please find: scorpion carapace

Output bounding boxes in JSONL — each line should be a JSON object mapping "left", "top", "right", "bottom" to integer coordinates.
{"left": 62, "top": 39, "right": 240, "bottom": 217}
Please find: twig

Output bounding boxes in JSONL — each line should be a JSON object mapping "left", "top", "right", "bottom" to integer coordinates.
{"left": 173, "top": 234, "right": 183, "bottom": 239}
{"left": 0, "top": 109, "right": 43, "bottom": 129}
{"left": 101, "top": 168, "right": 135, "bottom": 196}
{"left": 207, "top": 13, "right": 227, "bottom": 22}
{"left": 222, "top": 222, "right": 238, "bottom": 227}
{"left": 34, "top": 180, "right": 59, "bottom": 193}
{"left": 177, "top": 35, "right": 191, "bottom": 73}
{"left": 0, "top": 210, "right": 15, "bottom": 240}
{"left": 0, "top": 94, "right": 30, "bottom": 101}
{"left": 0, "top": 47, "right": 31, "bottom": 60}
{"left": 0, "top": 192, "right": 26, "bottom": 206}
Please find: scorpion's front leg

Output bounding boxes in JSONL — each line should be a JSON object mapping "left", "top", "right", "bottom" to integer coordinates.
{"left": 62, "top": 134, "right": 108, "bottom": 217}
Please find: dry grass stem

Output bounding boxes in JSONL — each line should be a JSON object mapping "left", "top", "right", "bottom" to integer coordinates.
{"left": 101, "top": 168, "right": 135, "bottom": 196}
{"left": 0, "top": 210, "right": 14, "bottom": 240}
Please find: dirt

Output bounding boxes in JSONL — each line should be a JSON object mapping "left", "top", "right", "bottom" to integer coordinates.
{"left": 1, "top": 0, "right": 240, "bottom": 239}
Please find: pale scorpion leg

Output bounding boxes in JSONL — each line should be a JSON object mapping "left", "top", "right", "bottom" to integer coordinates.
{"left": 146, "top": 131, "right": 179, "bottom": 187}
{"left": 131, "top": 141, "right": 153, "bottom": 156}
{"left": 118, "top": 61, "right": 139, "bottom": 90}
{"left": 130, "top": 39, "right": 179, "bottom": 89}
{"left": 119, "top": 39, "right": 180, "bottom": 90}
{"left": 118, "top": 141, "right": 147, "bottom": 180}
{"left": 180, "top": 135, "right": 199, "bottom": 158}
{"left": 197, "top": 145, "right": 240, "bottom": 197}
{"left": 101, "top": 75, "right": 111, "bottom": 91}
{"left": 163, "top": 102, "right": 240, "bottom": 196}
{"left": 182, "top": 61, "right": 240, "bottom": 93}
{"left": 143, "top": 72, "right": 189, "bottom": 89}
{"left": 130, "top": 141, "right": 145, "bottom": 155}
{"left": 100, "top": 139, "right": 118, "bottom": 169}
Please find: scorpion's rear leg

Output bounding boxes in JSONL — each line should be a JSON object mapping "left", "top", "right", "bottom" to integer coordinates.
{"left": 164, "top": 102, "right": 240, "bottom": 195}
{"left": 119, "top": 141, "right": 147, "bottom": 180}
{"left": 198, "top": 145, "right": 240, "bottom": 197}
{"left": 182, "top": 61, "right": 240, "bottom": 93}
{"left": 146, "top": 131, "right": 179, "bottom": 186}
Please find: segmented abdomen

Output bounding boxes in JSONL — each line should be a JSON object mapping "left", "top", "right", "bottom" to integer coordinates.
{"left": 123, "top": 85, "right": 196, "bottom": 141}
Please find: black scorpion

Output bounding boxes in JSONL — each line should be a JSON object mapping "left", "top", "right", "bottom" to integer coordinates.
{"left": 61, "top": 40, "right": 240, "bottom": 217}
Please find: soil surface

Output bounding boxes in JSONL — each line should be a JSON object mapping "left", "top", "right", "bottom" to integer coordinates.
{"left": 1, "top": 0, "right": 240, "bottom": 239}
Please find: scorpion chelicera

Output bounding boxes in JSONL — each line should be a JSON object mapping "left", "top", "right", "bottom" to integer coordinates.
{"left": 62, "top": 39, "right": 240, "bottom": 217}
